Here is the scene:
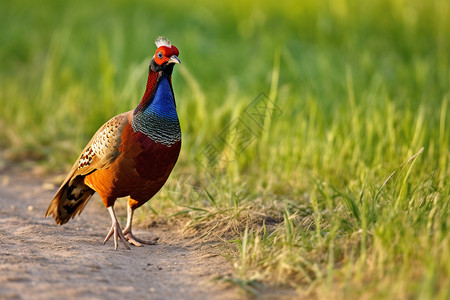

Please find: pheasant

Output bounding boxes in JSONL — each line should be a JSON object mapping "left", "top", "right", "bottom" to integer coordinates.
{"left": 45, "top": 36, "right": 182, "bottom": 250}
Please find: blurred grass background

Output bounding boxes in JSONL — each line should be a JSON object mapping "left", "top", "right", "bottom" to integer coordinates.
{"left": 0, "top": 0, "right": 449, "bottom": 299}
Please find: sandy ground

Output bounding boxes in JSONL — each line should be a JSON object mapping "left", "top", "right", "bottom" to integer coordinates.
{"left": 0, "top": 170, "right": 242, "bottom": 300}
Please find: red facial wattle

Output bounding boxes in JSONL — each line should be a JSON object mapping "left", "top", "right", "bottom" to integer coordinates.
{"left": 154, "top": 45, "right": 180, "bottom": 65}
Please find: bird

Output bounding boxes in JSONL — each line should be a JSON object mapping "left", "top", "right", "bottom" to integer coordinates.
{"left": 45, "top": 36, "right": 182, "bottom": 250}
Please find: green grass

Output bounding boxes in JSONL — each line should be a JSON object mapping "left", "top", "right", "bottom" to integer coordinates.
{"left": 1, "top": 0, "right": 449, "bottom": 298}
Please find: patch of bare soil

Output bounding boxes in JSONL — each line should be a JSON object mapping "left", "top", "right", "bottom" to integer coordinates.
{"left": 0, "top": 170, "right": 242, "bottom": 300}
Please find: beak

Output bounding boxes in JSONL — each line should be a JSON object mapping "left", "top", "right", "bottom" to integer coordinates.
{"left": 167, "top": 55, "right": 181, "bottom": 64}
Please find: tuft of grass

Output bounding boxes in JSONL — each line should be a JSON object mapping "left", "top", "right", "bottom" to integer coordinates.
{"left": 1, "top": 0, "right": 449, "bottom": 298}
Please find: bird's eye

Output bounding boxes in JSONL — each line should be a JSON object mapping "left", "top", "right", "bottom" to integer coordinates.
{"left": 157, "top": 52, "right": 163, "bottom": 59}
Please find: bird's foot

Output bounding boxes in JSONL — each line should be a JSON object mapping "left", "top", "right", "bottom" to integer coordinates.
{"left": 104, "top": 220, "right": 131, "bottom": 250}
{"left": 122, "top": 228, "right": 159, "bottom": 247}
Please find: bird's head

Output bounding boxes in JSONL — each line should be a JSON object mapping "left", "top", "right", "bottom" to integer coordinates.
{"left": 135, "top": 36, "right": 180, "bottom": 114}
{"left": 152, "top": 36, "right": 180, "bottom": 71}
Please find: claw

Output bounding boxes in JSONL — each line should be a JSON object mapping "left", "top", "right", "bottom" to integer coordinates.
{"left": 103, "top": 225, "right": 114, "bottom": 244}
{"left": 123, "top": 231, "right": 158, "bottom": 247}
{"left": 105, "top": 206, "right": 130, "bottom": 250}
{"left": 122, "top": 204, "right": 158, "bottom": 247}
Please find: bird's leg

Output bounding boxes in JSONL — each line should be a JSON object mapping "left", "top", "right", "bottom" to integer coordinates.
{"left": 122, "top": 204, "right": 158, "bottom": 247}
{"left": 104, "top": 206, "right": 130, "bottom": 250}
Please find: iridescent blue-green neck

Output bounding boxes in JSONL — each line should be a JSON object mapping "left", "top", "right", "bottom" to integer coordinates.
{"left": 132, "top": 75, "right": 181, "bottom": 146}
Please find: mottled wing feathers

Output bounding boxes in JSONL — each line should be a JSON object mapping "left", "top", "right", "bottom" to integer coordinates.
{"left": 45, "top": 112, "right": 131, "bottom": 224}
{"left": 74, "top": 112, "right": 130, "bottom": 177}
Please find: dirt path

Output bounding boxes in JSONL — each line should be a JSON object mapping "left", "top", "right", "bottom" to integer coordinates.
{"left": 0, "top": 171, "right": 242, "bottom": 300}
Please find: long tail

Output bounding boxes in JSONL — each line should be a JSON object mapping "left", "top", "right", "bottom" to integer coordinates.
{"left": 45, "top": 175, "right": 95, "bottom": 225}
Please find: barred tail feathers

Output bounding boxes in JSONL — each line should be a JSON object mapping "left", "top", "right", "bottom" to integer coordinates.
{"left": 45, "top": 175, "right": 95, "bottom": 225}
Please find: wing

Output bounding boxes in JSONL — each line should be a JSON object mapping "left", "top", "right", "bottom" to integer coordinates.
{"left": 61, "top": 111, "right": 132, "bottom": 187}
{"left": 45, "top": 111, "right": 132, "bottom": 223}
